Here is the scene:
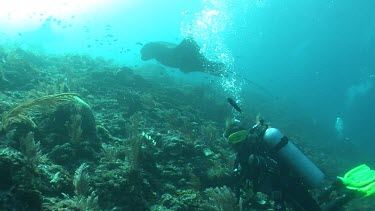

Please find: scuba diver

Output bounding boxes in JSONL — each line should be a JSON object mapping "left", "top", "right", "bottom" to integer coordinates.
{"left": 224, "top": 98, "right": 375, "bottom": 210}
{"left": 224, "top": 118, "right": 323, "bottom": 210}
{"left": 223, "top": 117, "right": 375, "bottom": 211}
{"left": 223, "top": 98, "right": 375, "bottom": 210}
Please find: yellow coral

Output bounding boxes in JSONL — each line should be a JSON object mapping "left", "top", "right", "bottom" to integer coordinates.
{"left": 1, "top": 93, "right": 90, "bottom": 130}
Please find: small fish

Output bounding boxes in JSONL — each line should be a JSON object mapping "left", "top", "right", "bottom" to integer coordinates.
{"left": 227, "top": 97, "right": 242, "bottom": 113}
{"left": 152, "top": 191, "right": 162, "bottom": 199}
{"left": 136, "top": 42, "right": 143, "bottom": 46}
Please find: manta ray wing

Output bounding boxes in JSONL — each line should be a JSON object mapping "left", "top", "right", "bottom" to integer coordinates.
{"left": 175, "top": 38, "right": 202, "bottom": 56}
{"left": 154, "top": 41, "right": 178, "bottom": 49}
{"left": 174, "top": 38, "right": 207, "bottom": 72}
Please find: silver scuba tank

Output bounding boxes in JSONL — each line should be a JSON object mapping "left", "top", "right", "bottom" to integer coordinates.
{"left": 263, "top": 128, "right": 325, "bottom": 188}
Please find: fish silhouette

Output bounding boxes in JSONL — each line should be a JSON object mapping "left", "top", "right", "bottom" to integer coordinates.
{"left": 227, "top": 98, "right": 242, "bottom": 113}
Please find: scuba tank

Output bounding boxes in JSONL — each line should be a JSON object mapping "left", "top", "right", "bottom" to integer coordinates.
{"left": 263, "top": 128, "right": 325, "bottom": 188}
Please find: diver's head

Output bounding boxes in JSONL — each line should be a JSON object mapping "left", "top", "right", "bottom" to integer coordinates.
{"left": 224, "top": 118, "right": 248, "bottom": 148}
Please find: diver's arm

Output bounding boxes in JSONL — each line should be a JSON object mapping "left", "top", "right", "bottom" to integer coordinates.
{"left": 317, "top": 178, "right": 345, "bottom": 203}
{"left": 247, "top": 154, "right": 279, "bottom": 174}
{"left": 322, "top": 191, "right": 357, "bottom": 211}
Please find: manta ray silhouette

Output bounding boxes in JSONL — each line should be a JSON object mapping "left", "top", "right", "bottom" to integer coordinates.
{"left": 140, "top": 38, "right": 226, "bottom": 76}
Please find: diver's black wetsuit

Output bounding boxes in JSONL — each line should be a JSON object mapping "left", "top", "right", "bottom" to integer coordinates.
{"left": 318, "top": 179, "right": 359, "bottom": 211}
{"left": 233, "top": 136, "right": 322, "bottom": 211}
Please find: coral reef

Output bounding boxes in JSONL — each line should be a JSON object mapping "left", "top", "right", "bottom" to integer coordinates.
{"left": 0, "top": 45, "right": 373, "bottom": 210}
{"left": 200, "top": 186, "right": 239, "bottom": 211}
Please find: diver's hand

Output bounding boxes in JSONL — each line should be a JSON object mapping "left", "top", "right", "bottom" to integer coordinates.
{"left": 247, "top": 154, "right": 259, "bottom": 166}
{"left": 248, "top": 154, "right": 255, "bottom": 165}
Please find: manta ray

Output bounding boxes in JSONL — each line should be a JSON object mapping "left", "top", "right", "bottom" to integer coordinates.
{"left": 140, "top": 38, "right": 226, "bottom": 76}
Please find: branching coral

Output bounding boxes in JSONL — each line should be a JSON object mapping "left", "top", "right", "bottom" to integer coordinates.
{"left": 1, "top": 93, "right": 90, "bottom": 131}
{"left": 127, "top": 112, "right": 145, "bottom": 169}
{"left": 19, "top": 131, "right": 47, "bottom": 168}
{"left": 130, "top": 135, "right": 143, "bottom": 170}
{"left": 67, "top": 113, "right": 83, "bottom": 146}
{"left": 73, "top": 163, "right": 91, "bottom": 197}
{"left": 70, "top": 163, "right": 99, "bottom": 211}
{"left": 200, "top": 186, "right": 239, "bottom": 211}
{"left": 200, "top": 122, "right": 219, "bottom": 144}
{"left": 43, "top": 163, "right": 100, "bottom": 210}
{"left": 100, "top": 143, "right": 122, "bottom": 163}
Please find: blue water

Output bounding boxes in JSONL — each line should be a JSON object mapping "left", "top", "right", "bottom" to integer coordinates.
{"left": 230, "top": 1, "right": 375, "bottom": 154}
{"left": 1, "top": 0, "right": 374, "bottom": 153}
